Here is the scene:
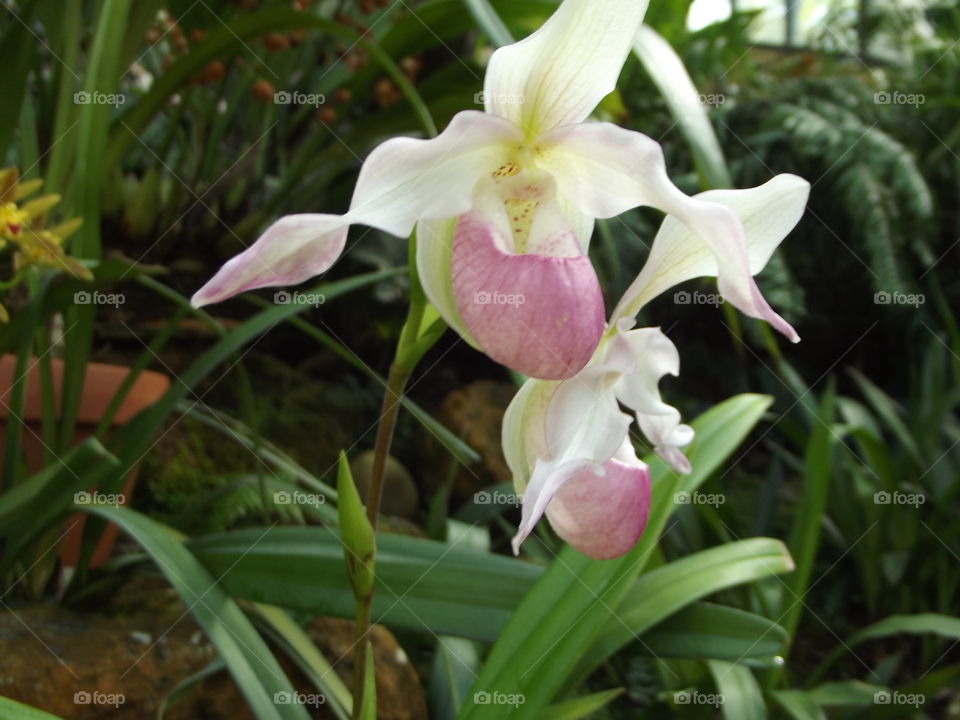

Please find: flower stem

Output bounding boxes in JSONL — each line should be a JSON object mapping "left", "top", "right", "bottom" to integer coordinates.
{"left": 365, "top": 361, "right": 409, "bottom": 530}
{"left": 350, "top": 232, "right": 440, "bottom": 718}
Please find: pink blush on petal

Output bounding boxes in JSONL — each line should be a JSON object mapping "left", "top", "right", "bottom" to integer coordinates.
{"left": 450, "top": 212, "right": 605, "bottom": 380}
{"left": 545, "top": 458, "right": 651, "bottom": 560}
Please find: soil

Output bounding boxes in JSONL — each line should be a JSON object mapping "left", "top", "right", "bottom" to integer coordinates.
{"left": 0, "top": 574, "right": 426, "bottom": 719}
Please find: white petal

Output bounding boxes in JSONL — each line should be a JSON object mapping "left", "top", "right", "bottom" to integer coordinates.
{"left": 543, "top": 362, "right": 633, "bottom": 463}
{"left": 483, "top": 0, "right": 650, "bottom": 135}
{"left": 612, "top": 174, "right": 811, "bottom": 323}
{"left": 502, "top": 378, "right": 559, "bottom": 493}
{"left": 637, "top": 411, "right": 693, "bottom": 474}
{"left": 505, "top": 344, "right": 633, "bottom": 553}
{"left": 613, "top": 324, "right": 694, "bottom": 474}
{"left": 542, "top": 123, "right": 804, "bottom": 341}
{"left": 416, "top": 217, "right": 473, "bottom": 343}
{"left": 511, "top": 455, "right": 599, "bottom": 555}
{"left": 191, "top": 214, "right": 347, "bottom": 306}
{"left": 350, "top": 110, "right": 522, "bottom": 234}
{"left": 193, "top": 111, "right": 519, "bottom": 307}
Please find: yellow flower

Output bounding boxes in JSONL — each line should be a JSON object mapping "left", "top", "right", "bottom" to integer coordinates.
{"left": 15, "top": 218, "right": 92, "bottom": 281}
{"left": 0, "top": 167, "right": 61, "bottom": 241}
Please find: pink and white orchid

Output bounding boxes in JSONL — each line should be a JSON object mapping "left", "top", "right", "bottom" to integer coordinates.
{"left": 192, "top": 0, "right": 799, "bottom": 380}
{"left": 505, "top": 174, "right": 810, "bottom": 559}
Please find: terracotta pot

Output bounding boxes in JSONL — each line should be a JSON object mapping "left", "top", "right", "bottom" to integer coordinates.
{"left": 0, "top": 355, "right": 170, "bottom": 568}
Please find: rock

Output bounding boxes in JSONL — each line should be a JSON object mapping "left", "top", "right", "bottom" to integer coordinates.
{"left": 422, "top": 380, "right": 516, "bottom": 501}
{"left": 350, "top": 450, "right": 419, "bottom": 520}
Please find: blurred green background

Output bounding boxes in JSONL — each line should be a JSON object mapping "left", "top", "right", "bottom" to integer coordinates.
{"left": 0, "top": 0, "right": 957, "bottom": 718}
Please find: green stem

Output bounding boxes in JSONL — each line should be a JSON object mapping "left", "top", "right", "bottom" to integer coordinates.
{"left": 349, "top": 233, "right": 441, "bottom": 718}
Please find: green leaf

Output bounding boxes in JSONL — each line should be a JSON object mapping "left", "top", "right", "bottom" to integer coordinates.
{"left": 250, "top": 604, "right": 352, "bottom": 720}
{"left": 639, "top": 603, "right": 788, "bottom": 660}
{"left": 771, "top": 690, "right": 828, "bottom": 720}
{"left": 849, "top": 613, "right": 960, "bottom": 644}
{"left": 463, "top": 0, "right": 514, "bottom": 46}
{"left": 633, "top": 25, "right": 731, "bottom": 189}
{"left": 536, "top": 689, "right": 624, "bottom": 720}
{"left": 107, "top": 7, "right": 436, "bottom": 169}
{"left": 337, "top": 452, "right": 376, "bottom": 600}
{"left": 0, "top": 695, "right": 64, "bottom": 720}
{"left": 802, "top": 681, "right": 887, "bottom": 707}
{"left": 781, "top": 387, "right": 835, "bottom": 640}
{"left": 0, "top": 0, "right": 40, "bottom": 155}
{"left": 157, "top": 658, "right": 227, "bottom": 720}
{"left": 79, "top": 505, "right": 310, "bottom": 720}
{"left": 811, "top": 613, "right": 960, "bottom": 684}
{"left": 849, "top": 368, "right": 924, "bottom": 466}
{"left": 189, "top": 526, "right": 541, "bottom": 642}
{"left": 707, "top": 660, "right": 766, "bottom": 720}
{"left": 430, "top": 637, "right": 481, "bottom": 720}
{"left": 575, "top": 539, "right": 793, "bottom": 680}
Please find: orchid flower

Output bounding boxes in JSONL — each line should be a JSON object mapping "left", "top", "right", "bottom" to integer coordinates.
{"left": 505, "top": 174, "right": 810, "bottom": 559}
{"left": 191, "top": 0, "right": 799, "bottom": 380}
